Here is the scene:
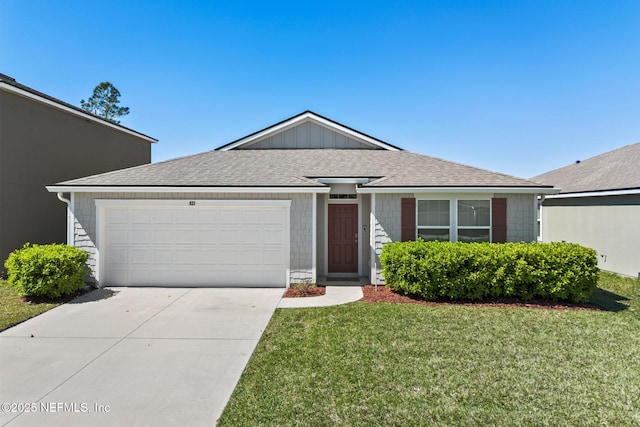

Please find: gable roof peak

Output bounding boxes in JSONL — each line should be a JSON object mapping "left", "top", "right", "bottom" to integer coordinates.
{"left": 216, "top": 111, "right": 402, "bottom": 151}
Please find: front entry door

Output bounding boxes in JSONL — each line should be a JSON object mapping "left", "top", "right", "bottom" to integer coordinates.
{"left": 328, "top": 204, "right": 358, "bottom": 273}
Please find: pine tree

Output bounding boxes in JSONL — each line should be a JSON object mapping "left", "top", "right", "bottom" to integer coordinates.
{"left": 80, "top": 82, "right": 130, "bottom": 124}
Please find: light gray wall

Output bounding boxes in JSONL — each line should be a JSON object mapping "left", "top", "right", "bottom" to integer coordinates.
{"left": 505, "top": 193, "right": 536, "bottom": 242}
{"left": 0, "top": 90, "right": 151, "bottom": 267}
{"left": 372, "top": 193, "right": 407, "bottom": 283}
{"left": 72, "top": 192, "right": 314, "bottom": 285}
{"left": 316, "top": 193, "right": 325, "bottom": 277}
{"left": 360, "top": 194, "right": 371, "bottom": 276}
{"left": 542, "top": 195, "right": 640, "bottom": 277}
{"left": 240, "top": 121, "right": 381, "bottom": 149}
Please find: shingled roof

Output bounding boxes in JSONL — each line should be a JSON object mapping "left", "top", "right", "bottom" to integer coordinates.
{"left": 531, "top": 143, "right": 640, "bottom": 194}
{"left": 55, "top": 149, "right": 550, "bottom": 189}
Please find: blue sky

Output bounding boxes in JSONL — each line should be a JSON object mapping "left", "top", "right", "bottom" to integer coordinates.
{"left": 2, "top": 1, "right": 639, "bottom": 178}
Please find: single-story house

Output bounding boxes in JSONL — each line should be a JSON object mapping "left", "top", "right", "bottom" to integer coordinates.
{"left": 0, "top": 73, "right": 156, "bottom": 266}
{"left": 47, "top": 111, "right": 556, "bottom": 287}
{"left": 532, "top": 143, "right": 640, "bottom": 278}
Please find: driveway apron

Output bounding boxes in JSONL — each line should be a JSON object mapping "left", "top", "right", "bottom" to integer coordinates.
{"left": 0, "top": 287, "right": 283, "bottom": 426}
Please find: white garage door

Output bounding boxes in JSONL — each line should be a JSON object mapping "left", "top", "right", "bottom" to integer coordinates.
{"left": 99, "top": 200, "right": 290, "bottom": 287}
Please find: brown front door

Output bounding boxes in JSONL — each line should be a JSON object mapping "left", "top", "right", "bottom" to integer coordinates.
{"left": 328, "top": 204, "right": 358, "bottom": 273}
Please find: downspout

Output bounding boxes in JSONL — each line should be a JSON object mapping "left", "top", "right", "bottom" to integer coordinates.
{"left": 537, "top": 194, "right": 546, "bottom": 243}
{"left": 56, "top": 192, "right": 73, "bottom": 245}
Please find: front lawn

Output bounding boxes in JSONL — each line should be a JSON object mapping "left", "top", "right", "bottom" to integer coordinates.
{"left": 0, "top": 280, "right": 61, "bottom": 331}
{"left": 218, "top": 272, "right": 640, "bottom": 426}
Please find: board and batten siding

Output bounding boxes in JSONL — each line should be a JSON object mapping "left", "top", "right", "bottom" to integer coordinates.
{"left": 71, "top": 192, "right": 314, "bottom": 285}
{"left": 239, "top": 121, "right": 381, "bottom": 150}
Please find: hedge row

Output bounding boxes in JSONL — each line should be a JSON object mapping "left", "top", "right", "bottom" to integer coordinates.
{"left": 5, "top": 243, "right": 89, "bottom": 298}
{"left": 380, "top": 241, "right": 598, "bottom": 302}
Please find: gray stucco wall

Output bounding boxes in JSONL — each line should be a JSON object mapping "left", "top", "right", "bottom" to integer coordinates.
{"left": 542, "top": 195, "right": 640, "bottom": 278}
{"left": 72, "top": 192, "right": 314, "bottom": 285}
{"left": 0, "top": 90, "right": 151, "bottom": 267}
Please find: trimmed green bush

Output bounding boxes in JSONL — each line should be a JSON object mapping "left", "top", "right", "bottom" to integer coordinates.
{"left": 380, "top": 241, "right": 598, "bottom": 302}
{"left": 4, "top": 243, "right": 89, "bottom": 298}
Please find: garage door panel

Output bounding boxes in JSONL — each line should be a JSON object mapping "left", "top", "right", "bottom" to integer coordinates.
{"left": 196, "top": 209, "right": 218, "bottom": 224}
{"left": 217, "top": 210, "right": 240, "bottom": 224}
{"left": 131, "top": 209, "right": 151, "bottom": 224}
{"left": 174, "top": 229, "right": 197, "bottom": 244}
{"left": 131, "top": 229, "right": 151, "bottom": 244}
{"left": 174, "top": 209, "right": 197, "bottom": 224}
{"left": 109, "top": 229, "right": 129, "bottom": 245}
{"left": 152, "top": 249, "right": 173, "bottom": 264}
{"left": 217, "top": 229, "right": 239, "bottom": 244}
{"left": 130, "top": 249, "right": 151, "bottom": 264}
{"left": 108, "top": 208, "right": 129, "bottom": 225}
{"left": 152, "top": 210, "right": 173, "bottom": 224}
{"left": 153, "top": 229, "right": 173, "bottom": 244}
{"left": 107, "top": 247, "right": 129, "bottom": 265}
{"left": 103, "top": 203, "right": 288, "bottom": 287}
{"left": 197, "top": 230, "right": 219, "bottom": 244}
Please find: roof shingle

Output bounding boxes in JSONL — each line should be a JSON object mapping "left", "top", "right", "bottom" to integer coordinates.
{"left": 57, "top": 149, "right": 550, "bottom": 189}
{"left": 531, "top": 143, "right": 640, "bottom": 193}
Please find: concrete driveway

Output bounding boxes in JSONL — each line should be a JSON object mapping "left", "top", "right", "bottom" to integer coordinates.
{"left": 0, "top": 287, "right": 283, "bottom": 426}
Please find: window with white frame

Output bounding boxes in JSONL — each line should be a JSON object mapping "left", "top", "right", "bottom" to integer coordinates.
{"left": 417, "top": 200, "right": 450, "bottom": 241}
{"left": 417, "top": 198, "right": 491, "bottom": 242}
{"left": 457, "top": 199, "right": 490, "bottom": 242}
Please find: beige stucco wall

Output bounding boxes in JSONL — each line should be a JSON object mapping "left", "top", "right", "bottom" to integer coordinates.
{"left": 542, "top": 197, "right": 640, "bottom": 278}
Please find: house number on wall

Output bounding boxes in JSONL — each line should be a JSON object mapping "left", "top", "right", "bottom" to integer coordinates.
{"left": 189, "top": 201, "right": 196, "bottom": 206}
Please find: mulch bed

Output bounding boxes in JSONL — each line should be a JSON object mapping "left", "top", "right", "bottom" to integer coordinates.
{"left": 360, "top": 285, "right": 602, "bottom": 311}
{"left": 283, "top": 286, "right": 326, "bottom": 298}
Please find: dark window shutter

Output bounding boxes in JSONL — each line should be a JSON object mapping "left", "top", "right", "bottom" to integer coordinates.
{"left": 401, "top": 198, "right": 416, "bottom": 242}
{"left": 491, "top": 198, "right": 507, "bottom": 243}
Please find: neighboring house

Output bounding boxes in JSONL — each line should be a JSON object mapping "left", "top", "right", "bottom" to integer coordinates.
{"left": 532, "top": 143, "right": 640, "bottom": 278}
{"left": 47, "top": 111, "right": 556, "bottom": 287}
{"left": 0, "top": 73, "right": 156, "bottom": 266}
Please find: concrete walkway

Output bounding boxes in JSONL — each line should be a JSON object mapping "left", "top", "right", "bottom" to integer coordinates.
{"left": 0, "top": 287, "right": 283, "bottom": 427}
{"left": 278, "top": 285, "right": 363, "bottom": 308}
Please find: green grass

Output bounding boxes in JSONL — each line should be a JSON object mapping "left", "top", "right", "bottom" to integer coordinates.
{"left": 0, "top": 280, "right": 61, "bottom": 331}
{"left": 219, "top": 271, "right": 640, "bottom": 426}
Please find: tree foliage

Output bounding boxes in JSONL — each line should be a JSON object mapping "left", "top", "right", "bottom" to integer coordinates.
{"left": 80, "top": 81, "right": 130, "bottom": 123}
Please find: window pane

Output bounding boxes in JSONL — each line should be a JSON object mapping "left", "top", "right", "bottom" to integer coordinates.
{"left": 418, "top": 229, "right": 450, "bottom": 242}
{"left": 457, "top": 200, "right": 490, "bottom": 227}
{"left": 458, "top": 228, "right": 490, "bottom": 243}
{"left": 417, "top": 200, "right": 450, "bottom": 226}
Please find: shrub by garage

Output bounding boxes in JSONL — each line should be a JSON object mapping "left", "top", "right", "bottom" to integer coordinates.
{"left": 380, "top": 241, "right": 598, "bottom": 303}
{"left": 4, "top": 243, "right": 89, "bottom": 299}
